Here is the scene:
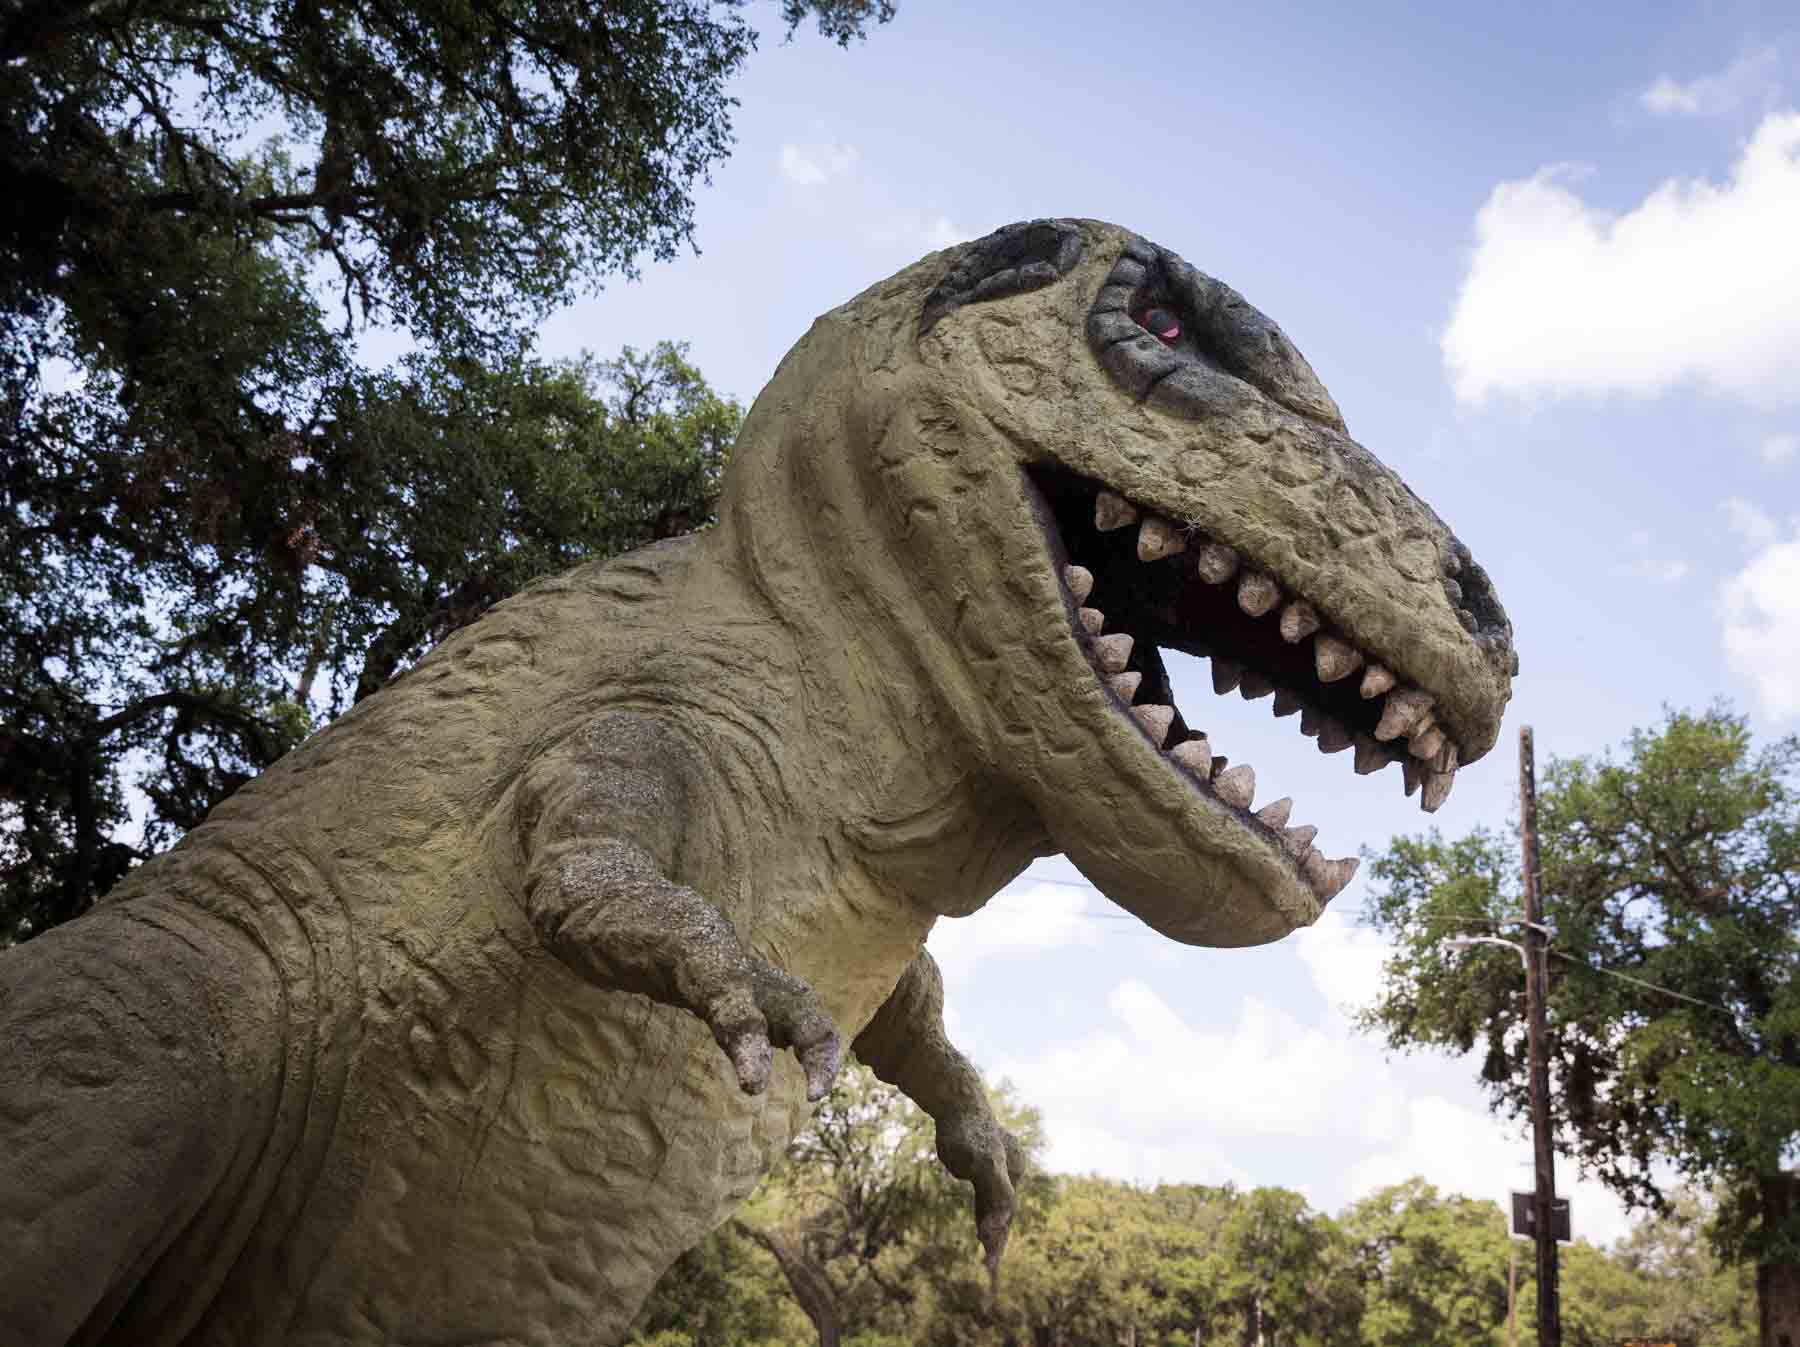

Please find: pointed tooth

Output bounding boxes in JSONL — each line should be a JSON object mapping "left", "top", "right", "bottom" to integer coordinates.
{"left": 1132, "top": 703, "right": 1175, "bottom": 747}
{"left": 1169, "top": 736, "right": 1211, "bottom": 772}
{"left": 1237, "top": 571, "right": 1282, "bottom": 618}
{"left": 1317, "top": 719, "right": 1353, "bottom": 753}
{"left": 1095, "top": 489, "right": 1138, "bottom": 531}
{"left": 1359, "top": 663, "right": 1396, "bottom": 698}
{"left": 1077, "top": 606, "right": 1105, "bottom": 634}
{"left": 1256, "top": 797, "right": 1293, "bottom": 830}
{"left": 1194, "top": 543, "right": 1239, "bottom": 584}
{"left": 1063, "top": 564, "right": 1095, "bottom": 605}
{"left": 1239, "top": 669, "right": 1275, "bottom": 700}
{"left": 1314, "top": 634, "right": 1364, "bottom": 683}
{"left": 1409, "top": 723, "right": 1446, "bottom": 761}
{"left": 1375, "top": 688, "right": 1434, "bottom": 742}
{"left": 1279, "top": 601, "right": 1320, "bottom": 644}
{"left": 1282, "top": 824, "right": 1317, "bottom": 861}
{"left": 1434, "top": 740, "right": 1460, "bottom": 775}
{"left": 1137, "top": 514, "right": 1187, "bottom": 562}
{"left": 1107, "top": 671, "right": 1142, "bottom": 701}
{"left": 1401, "top": 758, "right": 1424, "bottom": 797}
{"left": 1304, "top": 853, "right": 1359, "bottom": 900}
{"left": 1353, "top": 736, "right": 1388, "bottom": 775}
{"left": 1299, "top": 705, "right": 1323, "bottom": 737}
{"left": 1214, "top": 763, "right": 1256, "bottom": 809}
{"left": 1422, "top": 768, "right": 1456, "bottom": 813}
{"left": 1272, "top": 688, "right": 1303, "bottom": 718}
{"left": 1211, "top": 657, "right": 1242, "bottom": 695}
{"left": 1095, "top": 633, "right": 1134, "bottom": 673}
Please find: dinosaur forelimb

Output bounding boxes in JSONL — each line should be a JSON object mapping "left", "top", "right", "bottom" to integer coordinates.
{"left": 852, "top": 948, "right": 1025, "bottom": 1283}
{"left": 519, "top": 712, "right": 843, "bottom": 1100}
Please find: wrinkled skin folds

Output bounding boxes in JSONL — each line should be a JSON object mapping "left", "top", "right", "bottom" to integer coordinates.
{"left": 0, "top": 220, "right": 1511, "bottom": 1345}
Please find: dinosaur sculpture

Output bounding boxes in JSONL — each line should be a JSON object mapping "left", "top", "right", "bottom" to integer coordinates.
{"left": 0, "top": 218, "right": 1515, "bottom": 1346}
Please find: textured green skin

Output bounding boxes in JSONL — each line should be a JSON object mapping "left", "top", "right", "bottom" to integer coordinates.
{"left": 0, "top": 220, "right": 1510, "bottom": 1345}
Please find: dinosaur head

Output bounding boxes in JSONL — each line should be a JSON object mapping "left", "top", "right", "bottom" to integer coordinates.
{"left": 722, "top": 219, "right": 1515, "bottom": 947}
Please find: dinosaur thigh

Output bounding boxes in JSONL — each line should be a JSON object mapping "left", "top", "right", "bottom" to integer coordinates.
{"left": 279, "top": 961, "right": 808, "bottom": 1347}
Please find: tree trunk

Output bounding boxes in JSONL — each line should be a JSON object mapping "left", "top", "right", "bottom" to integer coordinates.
{"left": 1761, "top": 1173, "right": 1800, "bottom": 1347}
{"left": 294, "top": 604, "right": 335, "bottom": 709}
{"left": 734, "top": 1220, "right": 841, "bottom": 1347}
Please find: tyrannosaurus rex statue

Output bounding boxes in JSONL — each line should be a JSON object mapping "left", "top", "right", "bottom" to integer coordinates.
{"left": 0, "top": 219, "right": 1515, "bottom": 1345}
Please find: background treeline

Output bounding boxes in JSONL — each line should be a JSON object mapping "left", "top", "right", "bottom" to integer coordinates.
{"left": 627, "top": 1062, "right": 1754, "bottom": 1347}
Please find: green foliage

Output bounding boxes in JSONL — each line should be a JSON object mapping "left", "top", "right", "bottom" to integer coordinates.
{"left": 626, "top": 1217, "right": 807, "bottom": 1347}
{"left": 1, "top": 0, "right": 898, "bottom": 942}
{"left": 1342, "top": 1179, "right": 1516, "bottom": 1347}
{"left": 1356, "top": 707, "right": 1800, "bottom": 1316}
{"left": 1560, "top": 1187, "right": 1757, "bottom": 1347}
{"left": 725, "top": 1059, "right": 1051, "bottom": 1345}
{"left": 2, "top": 336, "right": 741, "bottom": 942}
{"left": 1, "top": 0, "right": 895, "bottom": 369}
{"left": 642, "top": 1132, "right": 1757, "bottom": 1347}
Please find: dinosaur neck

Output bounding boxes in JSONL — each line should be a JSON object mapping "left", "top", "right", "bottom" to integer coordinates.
{"left": 707, "top": 429, "right": 1049, "bottom": 920}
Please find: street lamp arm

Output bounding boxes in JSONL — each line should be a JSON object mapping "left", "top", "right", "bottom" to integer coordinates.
{"left": 1440, "top": 934, "right": 1531, "bottom": 977}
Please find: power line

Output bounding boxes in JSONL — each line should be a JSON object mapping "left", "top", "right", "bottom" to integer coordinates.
{"left": 1546, "top": 949, "right": 1740, "bottom": 1021}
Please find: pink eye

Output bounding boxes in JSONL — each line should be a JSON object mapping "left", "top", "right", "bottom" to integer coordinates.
{"left": 1136, "top": 306, "right": 1181, "bottom": 343}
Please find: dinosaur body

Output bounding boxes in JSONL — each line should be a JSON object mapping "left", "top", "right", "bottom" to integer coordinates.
{"left": 0, "top": 220, "right": 1515, "bottom": 1345}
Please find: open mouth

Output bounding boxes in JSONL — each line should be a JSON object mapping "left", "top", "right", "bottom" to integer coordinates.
{"left": 1024, "top": 464, "right": 1464, "bottom": 904}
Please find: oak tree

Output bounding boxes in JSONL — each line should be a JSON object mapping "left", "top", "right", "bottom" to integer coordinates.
{"left": 0, "top": 0, "right": 896, "bottom": 940}
{"left": 1357, "top": 708, "right": 1800, "bottom": 1346}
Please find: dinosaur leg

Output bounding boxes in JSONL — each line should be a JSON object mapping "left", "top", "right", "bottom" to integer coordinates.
{"left": 0, "top": 903, "right": 282, "bottom": 1345}
{"left": 518, "top": 711, "right": 843, "bottom": 1099}
{"left": 852, "top": 948, "right": 1025, "bottom": 1281}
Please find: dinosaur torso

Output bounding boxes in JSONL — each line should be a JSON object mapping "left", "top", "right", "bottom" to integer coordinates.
{"left": 84, "top": 536, "right": 956, "bottom": 1345}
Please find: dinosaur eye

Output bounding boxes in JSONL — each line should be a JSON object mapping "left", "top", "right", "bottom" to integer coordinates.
{"left": 1136, "top": 306, "right": 1182, "bottom": 344}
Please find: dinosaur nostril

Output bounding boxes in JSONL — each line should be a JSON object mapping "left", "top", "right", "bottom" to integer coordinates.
{"left": 1444, "top": 541, "right": 1512, "bottom": 659}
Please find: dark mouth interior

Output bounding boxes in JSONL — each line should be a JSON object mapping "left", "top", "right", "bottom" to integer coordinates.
{"left": 1017, "top": 456, "right": 1477, "bottom": 911}
{"left": 1025, "top": 463, "right": 1402, "bottom": 758}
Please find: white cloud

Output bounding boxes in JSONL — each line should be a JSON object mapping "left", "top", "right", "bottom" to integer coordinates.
{"left": 778, "top": 140, "right": 859, "bottom": 186}
{"left": 1292, "top": 906, "right": 1394, "bottom": 1012}
{"left": 927, "top": 880, "right": 1101, "bottom": 981}
{"left": 1762, "top": 431, "right": 1799, "bottom": 465}
{"left": 1640, "top": 45, "right": 1783, "bottom": 118}
{"left": 1442, "top": 112, "right": 1800, "bottom": 408}
{"left": 1350, "top": 1095, "right": 1641, "bottom": 1245}
{"left": 1725, "top": 495, "right": 1781, "bottom": 549}
{"left": 865, "top": 209, "right": 975, "bottom": 256}
{"left": 1720, "top": 523, "right": 1800, "bottom": 719}
{"left": 993, "top": 980, "right": 1399, "bottom": 1162}
{"left": 920, "top": 213, "right": 973, "bottom": 250}
{"left": 988, "top": 966, "right": 1653, "bottom": 1243}
{"left": 1609, "top": 527, "right": 1692, "bottom": 585}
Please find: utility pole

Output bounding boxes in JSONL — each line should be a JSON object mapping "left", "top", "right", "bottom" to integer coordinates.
{"left": 1519, "top": 726, "right": 1560, "bottom": 1347}
{"left": 1508, "top": 1244, "right": 1517, "bottom": 1347}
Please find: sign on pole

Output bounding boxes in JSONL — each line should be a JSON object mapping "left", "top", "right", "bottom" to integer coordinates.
{"left": 1509, "top": 1191, "right": 1572, "bottom": 1243}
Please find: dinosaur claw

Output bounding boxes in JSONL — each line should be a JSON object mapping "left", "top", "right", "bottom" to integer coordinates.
{"left": 746, "top": 962, "right": 842, "bottom": 1100}
{"left": 729, "top": 1031, "right": 774, "bottom": 1095}
{"left": 800, "top": 1033, "right": 845, "bottom": 1102}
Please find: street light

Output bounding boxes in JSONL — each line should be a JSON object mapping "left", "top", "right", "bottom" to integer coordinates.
{"left": 1441, "top": 933, "right": 1530, "bottom": 972}
{"left": 1435, "top": 843, "right": 1562, "bottom": 1347}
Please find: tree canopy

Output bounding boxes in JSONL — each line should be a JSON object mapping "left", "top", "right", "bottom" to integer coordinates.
{"left": 1356, "top": 707, "right": 1800, "bottom": 1344}
{"left": 0, "top": 0, "right": 896, "bottom": 941}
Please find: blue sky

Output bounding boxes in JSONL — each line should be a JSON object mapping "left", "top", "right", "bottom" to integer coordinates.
{"left": 530, "top": 1, "right": 1800, "bottom": 1243}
